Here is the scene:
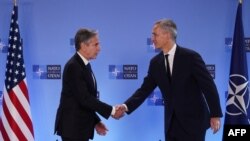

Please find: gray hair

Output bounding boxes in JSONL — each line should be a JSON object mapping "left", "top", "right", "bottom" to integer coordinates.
{"left": 74, "top": 28, "right": 98, "bottom": 51}
{"left": 154, "top": 19, "right": 177, "bottom": 41}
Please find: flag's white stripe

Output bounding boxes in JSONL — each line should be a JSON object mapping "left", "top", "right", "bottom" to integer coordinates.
{"left": 13, "top": 83, "right": 32, "bottom": 119}
{"left": 1, "top": 88, "right": 19, "bottom": 140}
{"left": 13, "top": 84, "right": 34, "bottom": 141}
{"left": 2, "top": 112, "right": 18, "bottom": 141}
{"left": 4, "top": 86, "right": 34, "bottom": 140}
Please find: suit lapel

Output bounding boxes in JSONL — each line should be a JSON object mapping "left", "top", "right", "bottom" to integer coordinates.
{"left": 171, "top": 46, "right": 181, "bottom": 86}
{"left": 75, "top": 53, "right": 97, "bottom": 93}
{"left": 157, "top": 52, "right": 172, "bottom": 88}
{"left": 158, "top": 46, "right": 181, "bottom": 89}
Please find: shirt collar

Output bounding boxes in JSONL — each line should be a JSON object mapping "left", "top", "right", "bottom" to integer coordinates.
{"left": 164, "top": 44, "right": 177, "bottom": 56}
{"left": 77, "top": 52, "right": 89, "bottom": 65}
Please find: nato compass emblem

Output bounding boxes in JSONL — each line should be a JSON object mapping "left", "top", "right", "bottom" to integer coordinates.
{"left": 226, "top": 74, "right": 250, "bottom": 117}
{"left": 147, "top": 91, "right": 164, "bottom": 106}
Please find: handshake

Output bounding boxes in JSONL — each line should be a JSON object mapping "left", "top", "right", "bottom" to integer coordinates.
{"left": 112, "top": 104, "right": 127, "bottom": 120}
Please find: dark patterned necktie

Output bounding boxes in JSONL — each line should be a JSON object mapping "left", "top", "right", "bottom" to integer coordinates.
{"left": 86, "top": 63, "right": 92, "bottom": 71}
{"left": 86, "top": 63, "right": 96, "bottom": 89}
{"left": 164, "top": 54, "right": 171, "bottom": 83}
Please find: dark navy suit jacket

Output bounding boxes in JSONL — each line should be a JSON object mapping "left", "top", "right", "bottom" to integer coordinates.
{"left": 125, "top": 46, "right": 223, "bottom": 137}
{"left": 54, "top": 53, "right": 112, "bottom": 140}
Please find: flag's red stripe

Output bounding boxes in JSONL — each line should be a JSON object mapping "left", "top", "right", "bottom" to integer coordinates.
{"left": 3, "top": 95, "right": 27, "bottom": 141}
{"left": 9, "top": 88, "right": 34, "bottom": 136}
{"left": 0, "top": 117, "right": 10, "bottom": 141}
{"left": 19, "top": 80, "right": 30, "bottom": 103}
{"left": 18, "top": 80, "right": 34, "bottom": 134}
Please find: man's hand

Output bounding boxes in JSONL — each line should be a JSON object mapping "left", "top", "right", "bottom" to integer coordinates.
{"left": 95, "top": 122, "right": 108, "bottom": 136}
{"left": 112, "top": 105, "right": 126, "bottom": 119}
{"left": 210, "top": 117, "right": 221, "bottom": 134}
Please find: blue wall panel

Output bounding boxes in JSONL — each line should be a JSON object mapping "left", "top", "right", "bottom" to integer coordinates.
{"left": 0, "top": 0, "right": 250, "bottom": 140}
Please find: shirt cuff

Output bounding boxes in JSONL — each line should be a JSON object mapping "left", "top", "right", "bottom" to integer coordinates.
{"left": 111, "top": 107, "right": 116, "bottom": 116}
{"left": 122, "top": 104, "right": 128, "bottom": 112}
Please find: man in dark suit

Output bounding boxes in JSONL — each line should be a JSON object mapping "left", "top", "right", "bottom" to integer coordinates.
{"left": 116, "top": 19, "right": 223, "bottom": 141}
{"left": 54, "top": 28, "right": 121, "bottom": 141}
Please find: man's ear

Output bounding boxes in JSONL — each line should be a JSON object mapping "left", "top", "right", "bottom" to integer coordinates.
{"left": 80, "top": 42, "right": 86, "bottom": 50}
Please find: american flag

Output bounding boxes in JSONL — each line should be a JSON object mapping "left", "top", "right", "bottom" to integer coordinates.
{"left": 0, "top": 5, "right": 35, "bottom": 141}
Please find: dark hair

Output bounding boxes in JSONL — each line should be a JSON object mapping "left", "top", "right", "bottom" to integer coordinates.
{"left": 74, "top": 28, "right": 98, "bottom": 51}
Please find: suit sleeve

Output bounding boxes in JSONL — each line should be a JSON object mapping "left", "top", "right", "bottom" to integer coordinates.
{"left": 191, "top": 52, "right": 223, "bottom": 117}
{"left": 64, "top": 62, "right": 112, "bottom": 119}
{"left": 124, "top": 60, "right": 157, "bottom": 114}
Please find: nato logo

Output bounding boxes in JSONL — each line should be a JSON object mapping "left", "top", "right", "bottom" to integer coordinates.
{"left": 147, "top": 38, "right": 160, "bottom": 53}
{"left": 225, "top": 37, "right": 250, "bottom": 52}
{"left": 33, "top": 65, "right": 61, "bottom": 79}
{"left": 147, "top": 91, "right": 164, "bottom": 106}
{"left": 206, "top": 64, "right": 215, "bottom": 79}
{"left": 0, "top": 38, "right": 8, "bottom": 53}
{"left": 109, "top": 65, "right": 138, "bottom": 79}
{"left": 226, "top": 74, "right": 249, "bottom": 116}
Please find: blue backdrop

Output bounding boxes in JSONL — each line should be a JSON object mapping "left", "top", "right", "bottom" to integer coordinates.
{"left": 0, "top": 0, "right": 250, "bottom": 141}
